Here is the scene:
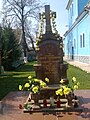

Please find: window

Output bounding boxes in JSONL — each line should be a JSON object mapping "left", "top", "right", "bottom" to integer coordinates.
{"left": 80, "top": 35, "right": 82, "bottom": 48}
{"left": 80, "top": 33, "right": 85, "bottom": 48}
{"left": 72, "top": 4, "right": 73, "bottom": 16}
{"left": 70, "top": 3, "right": 73, "bottom": 18}
{"left": 74, "top": 38, "right": 76, "bottom": 48}
{"left": 83, "top": 33, "right": 85, "bottom": 47}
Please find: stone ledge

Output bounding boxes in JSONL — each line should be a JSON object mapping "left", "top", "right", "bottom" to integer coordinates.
{"left": 23, "top": 106, "right": 83, "bottom": 113}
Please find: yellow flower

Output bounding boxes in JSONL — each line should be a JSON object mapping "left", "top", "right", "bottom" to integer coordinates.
{"left": 74, "top": 85, "right": 78, "bottom": 90}
{"left": 77, "top": 82, "right": 80, "bottom": 86}
{"left": 60, "top": 79, "right": 64, "bottom": 84}
{"left": 29, "top": 80, "right": 31, "bottom": 84}
{"left": 56, "top": 90, "right": 59, "bottom": 95}
{"left": 36, "top": 41, "right": 38, "bottom": 45}
{"left": 40, "top": 16, "right": 43, "bottom": 21}
{"left": 56, "top": 88, "right": 63, "bottom": 96}
{"left": 40, "top": 21, "right": 43, "bottom": 25}
{"left": 64, "top": 87, "right": 71, "bottom": 95}
{"left": 35, "top": 47, "right": 40, "bottom": 51}
{"left": 62, "top": 85, "right": 66, "bottom": 89}
{"left": 32, "top": 86, "right": 38, "bottom": 93}
{"left": 40, "top": 81, "right": 46, "bottom": 88}
{"left": 45, "top": 78, "right": 49, "bottom": 82}
{"left": 28, "top": 76, "right": 32, "bottom": 79}
{"left": 72, "top": 77, "right": 76, "bottom": 82}
{"left": 24, "top": 83, "right": 30, "bottom": 88}
{"left": 34, "top": 78, "right": 39, "bottom": 82}
{"left": 52, "top": 16, "right": 55, "bottom": 21}
{"left": 50, "top": 14, "right": 52, "bottom": 18}
{"left": 19, "top": 85, "right": 22, "bottom": 90}
{"left": 40, "top": 35, "right": 42, "bottom": 38}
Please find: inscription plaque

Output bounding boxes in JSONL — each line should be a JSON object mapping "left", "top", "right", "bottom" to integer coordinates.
{"left": 36, "top": 40, "right": 64, "bottom": 84}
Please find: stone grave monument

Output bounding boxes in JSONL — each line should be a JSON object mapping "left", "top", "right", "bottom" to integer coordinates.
{"left": 34, "top": 5, "right": 68, "bottom": 98}
{"left": 23, "top": 5, "right": 82, "bottom": 113}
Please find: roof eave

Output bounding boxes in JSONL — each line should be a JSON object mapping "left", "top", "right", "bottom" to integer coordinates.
{"left": 64, "top": 10, "right": 88, "bottom": 37}
{"left": 66, "top": 0, "right": 73, "bottom": 10}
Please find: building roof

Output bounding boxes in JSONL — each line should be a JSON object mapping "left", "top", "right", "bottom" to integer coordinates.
{"left": 64, "top": 10, "right": 88, "bottom": 37}
{"left": 85, "top": 1, "right": 90, "bottom": 11}
{"left": 64, "top": 1, "right": 90, "bottom": 37}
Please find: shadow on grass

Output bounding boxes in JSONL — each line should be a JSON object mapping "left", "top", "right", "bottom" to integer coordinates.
{"left": 16, "top": 63, "right": 35, "bottom": 72}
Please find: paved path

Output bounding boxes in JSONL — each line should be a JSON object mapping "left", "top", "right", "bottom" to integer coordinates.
{"left": 65, "top": 60, "right": 90, "bottom": 73}
{"left": 0, "top": 91, "right": 90, "bottom": 120}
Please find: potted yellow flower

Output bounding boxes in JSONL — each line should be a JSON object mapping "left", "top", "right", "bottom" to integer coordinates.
{"left": 19, "top": 76, "right": 49, "bottom": 104}
{"left": 56, "top": 77, "right": 80, "bottom": 106}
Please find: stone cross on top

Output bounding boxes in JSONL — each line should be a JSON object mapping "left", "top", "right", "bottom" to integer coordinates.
{"left": 40, "top": 5, "right": 56, "bottom": 33}
{"left": 45, "top": 5, "right": 52, "bottom": 33}
{"left": 45, "top": 5, "right": 56, "bottom": 33}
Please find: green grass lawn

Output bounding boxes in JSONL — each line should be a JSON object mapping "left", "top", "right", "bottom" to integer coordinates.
{"left": 67, "top": 64, "right": 90, "bottom": 89}
{"left": 0, "top": 61, "right": 90, "bottom": 100}
{"left": 0, "top": 61, "right": 36, "bottom": 100}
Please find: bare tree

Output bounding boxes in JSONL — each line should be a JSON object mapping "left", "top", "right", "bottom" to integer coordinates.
{"left": 3, "top": 0, "right": 42, "bottom": 60}
{"left": 26, "top": 30, "right": 36, "bottom": 52}
{"left": 25, "top": 20, "right": 39, "bottom": 52}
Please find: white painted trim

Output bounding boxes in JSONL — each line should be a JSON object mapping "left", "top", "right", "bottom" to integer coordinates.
{"left": 64, "top": 10, "right": 88, "bottom": 37}
{"left": 79, "top": 32, "right": 85, "bottom": 48}
{"left": 66, "top": 0, "right": 73, "bottom": 10}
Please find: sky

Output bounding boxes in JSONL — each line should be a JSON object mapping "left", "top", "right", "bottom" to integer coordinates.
{"left": 0, "top": 0, "right": 69, "bottom": 36}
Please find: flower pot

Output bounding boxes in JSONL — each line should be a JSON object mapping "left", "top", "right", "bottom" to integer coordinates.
{"left": 31, "top": 93, "right": 40, "bottom": 105}
{"left": 65, "top": 94, "right": 73, "bottom": 107}
{"left": 67, "top": 98, "right": 73, "bottom": 106}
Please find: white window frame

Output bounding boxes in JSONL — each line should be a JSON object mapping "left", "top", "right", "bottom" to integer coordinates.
{"left": 80, "top": 33, "right": 85, "bottom": 48}
{"left": 74, "top": 38, "right": 76, "bottom": 49}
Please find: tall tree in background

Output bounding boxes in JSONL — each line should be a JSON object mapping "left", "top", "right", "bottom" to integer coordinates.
{"left": 3, "top": 0, "right": 42, "bottom": 61}
{"left": 0, "top": 27, "right": 2, "bottom": 74}
{"left": 1, "top": 26, "right": 21, "bottom": 70}
{"left": 25, "top": 20, "right": 38, "bottom": 52}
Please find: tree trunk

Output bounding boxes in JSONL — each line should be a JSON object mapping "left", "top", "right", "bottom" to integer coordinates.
{"left": 22, "top": 25, "right": 28, "bottom": 63}
{"left": 21, "top": 0, "right": 27, "bottom": 58}
{"left": 22, "top": 26, "right": 27, "bottom": 57}
{"left": 28, "top": 34, "right": 36, "bottom": 52}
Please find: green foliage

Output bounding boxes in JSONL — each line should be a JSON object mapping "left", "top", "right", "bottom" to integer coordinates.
{"left": 1, "top": 26, "right": 21, "bottom": 70}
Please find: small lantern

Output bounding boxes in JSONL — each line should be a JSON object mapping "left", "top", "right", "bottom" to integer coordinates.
{"left": 19, "top": 104, "right": 23, "bottom": 109}
{"left": 50, "top": 97, "right": 54, "bottom": 107}
{"left": 43, "top": 99, "right": 47, "bottom": 107}
{"left": 57, "top": 97, "right": 60, "bottom": 108}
